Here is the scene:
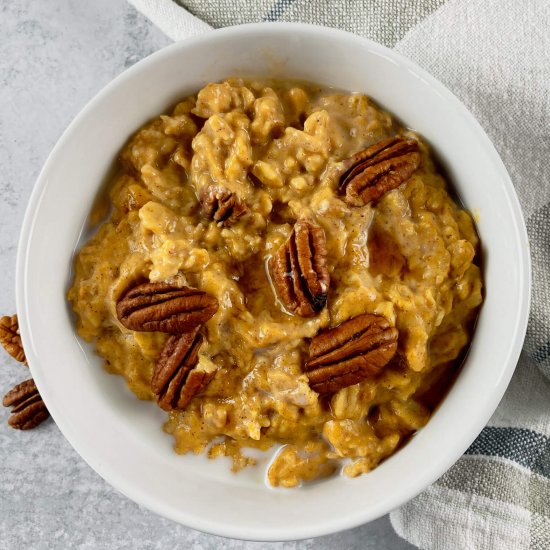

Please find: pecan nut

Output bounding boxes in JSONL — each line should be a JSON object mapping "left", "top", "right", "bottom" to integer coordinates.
{"left": 304, "top": 314, "right": 398, "bottom": 393}
{"left": 270, "top": 219, "right": 330, "bottom": 317}
{"left": 200, "top": 185, "right": 248, "bottom": 227}
{"left": 116, "top": 282, "right": 219, "bottom": 333}
{"left": 0, "top": 315, "right": 26, "bottom": 364}
{"left": 152, "top": 328, "right": 214, "bottom": 410}
{"left": 339, "top": 136, "right": 420, "bottom": 206}
{"left": 3, "top": 378, "right": 49, "bottom": 430}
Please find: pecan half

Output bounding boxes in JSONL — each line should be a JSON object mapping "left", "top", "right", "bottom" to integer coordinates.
{"left": 304, "top": 314, "right": 398, "bottom": 394}
{"left": 0, "top": 315, "right": 26, "bottom": 364}
{"left": 200, "top": 185, "right": 248, "bottom": 227}
{"left": 152, "top": 328, "right": 214, "bottom": 411}
{"left": 116, "top": 282, "right": 218, "bottom": 333}
{"left": 3, "top": 379, "right": 49, "bottom": 430}
{"left": 270, "top": 219, "right": 330, "bottom": 317}
{"left": 339, "top": 136, "right": 420, "bottom": 206}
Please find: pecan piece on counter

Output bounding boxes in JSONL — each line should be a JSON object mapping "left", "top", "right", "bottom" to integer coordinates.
{"left": 152, "top": 328, "right": 214, "bottom": 411}
{"left": 304, "top": 314, "right": 398, "bottom": 394}
{"left": 116, "top": 282, "right": 219, "bottom": 333}
{"left": 0, "top": 315, "right": 26, "bottom": 364}
{"left": 3, "top": 379, "right": 49, "bottom": 430}
{"left": 339, "top": 136, "right": 420, "bottom": 206}
{"left": 199, "top": 185, "right": 248, "bottom": 227}
{"left": 270, "top": 219, "right": 330, "bottom": 317}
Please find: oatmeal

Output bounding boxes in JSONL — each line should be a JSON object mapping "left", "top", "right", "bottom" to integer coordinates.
{"left": 68, "top": 78, "right": 483, "bottom": 487}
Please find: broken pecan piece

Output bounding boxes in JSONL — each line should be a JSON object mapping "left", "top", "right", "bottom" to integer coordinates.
{"left": 0, "top": 315, "right": 26, "bottom": 364}
{"left": 270, "top": 219, "right": 330, "bottom": 317}
{"left": 3, "top": 379, "right": 49, "bottom": 430}
{"left": 116, "top": 282, "right": 218, "bottom": 333}
{"left": 200, "top": 185, "right": 248, "bottom": 227}
{"left": 339, "top": 136, "right": 421, "bottom": 206}
{"left": 152, "top": 328, "right": 214, "bottom": 411}
{"left": 305, "top": 314, "right": 398, "bottom": 394}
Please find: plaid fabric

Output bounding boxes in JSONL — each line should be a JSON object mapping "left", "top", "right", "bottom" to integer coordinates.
{"left": 181, "top": 0, "right": 445, "bottom": 46}
{"left": 127, "top": 1, "right": 550, "bottom": 547}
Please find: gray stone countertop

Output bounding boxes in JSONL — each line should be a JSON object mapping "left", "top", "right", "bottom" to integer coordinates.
{"left": 0, "top": 1, "right": 414, "bottom": 548}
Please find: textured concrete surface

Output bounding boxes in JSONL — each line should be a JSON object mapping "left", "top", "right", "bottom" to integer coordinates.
{"left": 0, "top": 1, "right": 414, "bottom": 548}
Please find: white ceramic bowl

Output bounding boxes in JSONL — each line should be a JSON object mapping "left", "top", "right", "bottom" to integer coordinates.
{"left": 17, "top": 23, "right": 530, "bottom": 541}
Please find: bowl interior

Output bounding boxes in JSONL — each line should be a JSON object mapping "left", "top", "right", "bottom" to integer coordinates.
{"left": 17, "top": 23, "right": 530, "bottom": 541}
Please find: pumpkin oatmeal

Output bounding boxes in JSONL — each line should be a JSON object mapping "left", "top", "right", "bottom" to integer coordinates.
{"left": 68, "top": 78, "right": 483, "bottom": 488}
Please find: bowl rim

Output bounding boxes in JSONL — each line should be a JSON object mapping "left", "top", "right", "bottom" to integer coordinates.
{"left": 16, "top": 22, "right": 531, "bottom": 541}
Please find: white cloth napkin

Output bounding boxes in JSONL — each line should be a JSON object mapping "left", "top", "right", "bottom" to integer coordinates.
{"left": 128, "top": 0, "right": 210, "bottom": 39}
{"left": 127, "top": 1, "right": 550, "bottom": 548}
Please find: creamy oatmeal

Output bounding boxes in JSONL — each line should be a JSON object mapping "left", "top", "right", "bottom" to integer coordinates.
{"left": 68, "top": 78, "right": 483, "bottom": 487}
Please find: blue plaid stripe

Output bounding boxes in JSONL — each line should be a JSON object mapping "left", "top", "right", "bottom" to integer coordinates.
{"left": 264, "top": 0, "right": 296, "bottom": 21}
{"left": 466, "top": 426, "right": 550, "bottom": 479}
{"left": 534, "top": 341, "right": 550, "bottom": 364}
